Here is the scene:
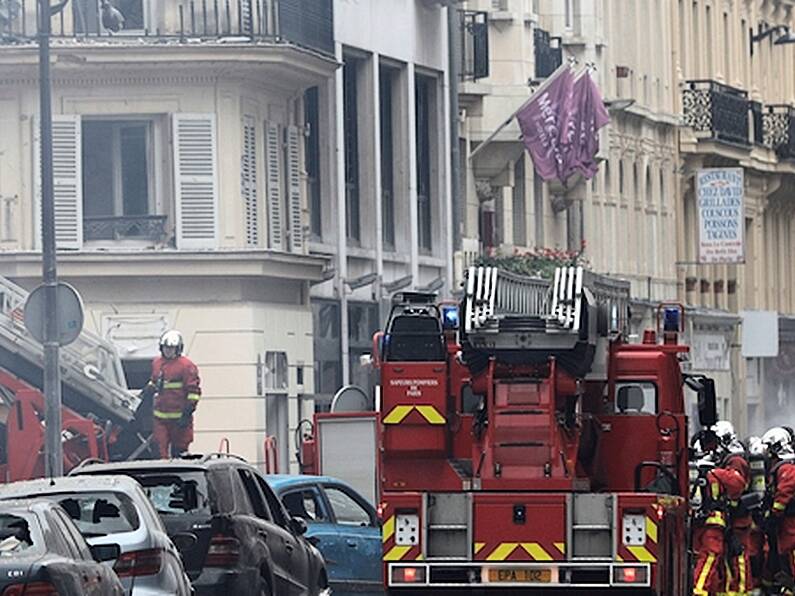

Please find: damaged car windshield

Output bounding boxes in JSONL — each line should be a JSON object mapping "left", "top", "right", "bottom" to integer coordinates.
{"left": 0, "top": 513, "right": 42, "bottom": 556}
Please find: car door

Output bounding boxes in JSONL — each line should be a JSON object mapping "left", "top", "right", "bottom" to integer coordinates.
{"left": 237, "top": 468, "right": 304, "bottom": 596}
{"left": 279, "top": 483, "right": 342, "bottom": 583}
{"left": 255, "top": 474, "right": 313, "bottom": 595}
{"left": 49, "top": 509, "right": 108, "bottom": 596}
{"left": 321, "top": 483, "right": 382, "bottom": 591}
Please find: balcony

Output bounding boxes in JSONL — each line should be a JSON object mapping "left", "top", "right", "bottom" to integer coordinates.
{"left": 682, "top": 80, "right": 750, "bottom": 146}
{"left": 459, "top": 10, "right": 489, "bottom": 81}
{"left": 761, "top": 104, "right": 795, "bottom": 160}
{"left": 0, "top": 0, "right": 333, "bottom": 56}
{"left": 534, "top": 27, "right": 562, "bottom": 80}
{"left": 83, "top": 215, "right": 168, "bottom": 244}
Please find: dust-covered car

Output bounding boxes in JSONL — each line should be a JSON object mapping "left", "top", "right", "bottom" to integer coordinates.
{"left": 72, "top": 454, "right": 329, "bottom": 596}
{"left": 0, "top": 499, "right": 124, "bottom": 595}
{"left": 0, "top": 475, "right": 192, "bottom": 595}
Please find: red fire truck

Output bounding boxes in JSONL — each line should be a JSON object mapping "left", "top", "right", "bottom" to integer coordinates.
{"left": 360, "top": 265, "right": 716, "bottom": 595}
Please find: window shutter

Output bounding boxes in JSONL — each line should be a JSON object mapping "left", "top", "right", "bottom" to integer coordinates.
{"left": 32, "top": 117, "right": 41, "bottom": 250}
{"left": 241, "top": 116, "right": 259, "bottom": 247}
{"left": 265, "top": 121, "right": 283, "bottom": 251}
{"left": 44, "top": 116, "right": 84, "bottom": 250}
{"left": 172, "top": 114, "right": 219, "bottom": 250}
{"left": 285, "top": 125, "right": 305, "bottom": 253}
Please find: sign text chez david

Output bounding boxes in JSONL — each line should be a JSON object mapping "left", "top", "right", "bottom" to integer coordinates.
{"left": 389, "top": 378, "right": 440, "bottom": 398}
{"left": 697, "top": 168, "right": 744, "bottom": 264}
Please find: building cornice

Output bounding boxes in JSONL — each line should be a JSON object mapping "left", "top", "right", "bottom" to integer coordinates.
{"left": 0, "top": 250, "right": 331, "bottom": 283}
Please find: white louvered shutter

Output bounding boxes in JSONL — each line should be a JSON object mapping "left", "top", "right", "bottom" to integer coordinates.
{"left": 173, "top": 114, "right": 219, "bottom": 249}
{"left": 265, "top": 121, "right": 283, "bottom": 251}
{"left": 32, "top": 117, "right": 41, "bottom": 250}
{"left": 285, "top": 125, "right": 305, "bottom": 253}
{"left": 36, "top": 116, "right": 84, "bottom": 250}
{"left": 241, "top": 116, "right": 259, "bottom": 247}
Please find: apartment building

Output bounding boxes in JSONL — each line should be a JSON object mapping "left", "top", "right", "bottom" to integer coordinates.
{"left": 0, "top": 0, "right": 335, "bottom": 470}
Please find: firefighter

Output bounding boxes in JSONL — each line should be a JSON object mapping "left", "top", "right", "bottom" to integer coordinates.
{"left": 712, "top": 421, "right": 752, "bottom": 596}
{"left": 691, "top": 437, "right": 747, "bottom": 596}
{"left": 762, "top": 427, "right": 795, "bottom": 594}
{"left": 141, "top": 330, "right": 201, "bottom": 458}
{"left": 746, "top": 436, "right": 768, "bottom": 594}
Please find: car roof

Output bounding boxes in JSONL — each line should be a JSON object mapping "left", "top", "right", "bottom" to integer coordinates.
{"left": 0, "top": 475, "right": 143, "bottom": 500}
{"left": 266, "top": 474, "right": 354, "bottom": 491}
{"left": 0, "top": 498, "right": 55, "bottom": 514}
{"left": 71, "top": 454, "right": 248, "bottom": 475}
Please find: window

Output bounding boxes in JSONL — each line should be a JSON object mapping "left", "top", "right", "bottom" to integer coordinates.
{"left": 72, "top": 0, "right": 146, "bottom": 34}
{"left": 305, "top": 87, "right": 322, "bottom": 239}
{"left": 512, "top": 155, "right": 527, "bottom": 246}
{"left": 533, "top": 169, "right": 544, "bottom": 246}
{"left": 50, "top": 492, "right": 140, "bottom": 536}
{"left": 343, "top": 56, "right": 361, "bottom": 242}
{"left": 255, "top": 474, "right": 289, "bottom": 528}
{"left": 415, "top": 75, "right": 434, "bottom": 252}
{"left": 614, "top": 382, "right": 658, "bottom": 415}
{"left": 312, "top": 300, "right": 342, "bottom": 410}
{"left": 0, "top": 514, "right": 40, "bottom": 557}
{"left": 380, "top": 66, "right": 396, "bottom": 249}
{"left": 324, "top": 486, "right": 373, "bottom": 527}
{"left": 52, "top": 509, "right": 93, "bottom": 561}
{"left": 238, "top": 469, "right": 271, "bottom": 521}
{"left": 282, "top": 487, "right": 328, "bottom": 522}
{"left": 133, "top": 472, "right": 211, "bottom": 515}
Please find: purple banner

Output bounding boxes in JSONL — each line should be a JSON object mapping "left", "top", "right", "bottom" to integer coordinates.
{"left": 516, "top": 66, "right": 575, "bottom": 182}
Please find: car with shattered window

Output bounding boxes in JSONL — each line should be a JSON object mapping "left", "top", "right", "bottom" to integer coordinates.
{"left": 72, "top": 454, "right": 329, "bottom": 596}
{"left": 0, "top": 499, "right": 124, "bottom": 595}
{"left": 0, "top": 475, "right": 191, "bottom": 595}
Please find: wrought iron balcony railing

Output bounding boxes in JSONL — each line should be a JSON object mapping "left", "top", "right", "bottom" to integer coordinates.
{"left": 0, "top": 0, "right": 333, "bottom": 56}
{"left": 534, "top": 27, "right": 562, "bottom": 80}
{"left": 682, "top": 80, "right": 750, "bottom": 146}
{"left": 459, "top": 10, "right": 489, "bottom": 81}
{"left": 761, "top": 104, "right": 795, "bottom": 160}
{"left": 83, "top": 215, "right": 168, "bottom": 243}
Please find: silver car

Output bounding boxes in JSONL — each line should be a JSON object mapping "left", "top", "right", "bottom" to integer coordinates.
{"left": 0, "top": 475, "right": 192, "bottom": 596}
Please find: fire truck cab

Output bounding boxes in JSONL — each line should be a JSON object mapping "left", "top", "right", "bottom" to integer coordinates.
{"left": 376, "top": 266, "right": 715, "bottom": 595}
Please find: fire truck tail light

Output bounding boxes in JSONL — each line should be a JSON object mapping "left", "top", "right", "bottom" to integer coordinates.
{"left": 391, "top": 566, "right": 426, "bottom": 584}
{"left": 613, "top": 566, "right": 647, "bottom": 584}
{"left": 376, "top": 502, "right": 386, "bottom": 521}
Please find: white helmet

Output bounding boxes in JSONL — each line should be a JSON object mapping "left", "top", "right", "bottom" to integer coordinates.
{"left": 712, "top": 420, "right": 737, "bottom": 447}
{"left": 762, "top": 427, "right": 795, "bottom": 461}
{"left": 159, "top": 330, "right": 184, "bottom": 358}
{"left": 748, "top": 436, "right": 766, "bottom": 457}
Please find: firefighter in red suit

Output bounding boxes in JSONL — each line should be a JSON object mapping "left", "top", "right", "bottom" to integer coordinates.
{"left": 142, "top": 330, "right": 201, "bottom": 458}
{"left": 712, "top": 421, "right": 752, "bottom": 595}
{"left": 762, "top": 426, "right": 795, "bottom": 591}
{"left": 692, "top": 436, "right": 747, "bottom": 596}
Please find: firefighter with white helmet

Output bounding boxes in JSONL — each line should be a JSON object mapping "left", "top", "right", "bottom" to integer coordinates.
{"left": 140, "top": 330, "right": 202, "bottom": 458}
{"left": 762, "top": 426, "right": 795, "bottom": 592}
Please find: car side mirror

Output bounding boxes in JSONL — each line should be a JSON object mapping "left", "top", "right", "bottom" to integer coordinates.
{"left": 90, "top": 543, "right": 121, "bottom": 563}
{"left": 697, "top": 378, "right": 717, "bottom": 428}
{"left": 290, "top": 516, "right": 307, "bottom": 536}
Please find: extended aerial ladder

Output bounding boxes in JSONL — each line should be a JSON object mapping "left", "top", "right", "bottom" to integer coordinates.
{"left": 0, "top": 274, "right": 141, "bottom": 478}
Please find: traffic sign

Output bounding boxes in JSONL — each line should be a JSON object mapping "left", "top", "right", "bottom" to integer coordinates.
{"left": 24, "top": 282, "right": 85, "bottom": 347}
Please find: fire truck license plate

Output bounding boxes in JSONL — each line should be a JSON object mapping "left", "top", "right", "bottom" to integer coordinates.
{"left": 488, "top": 568, "right": 552, "bottom": 583}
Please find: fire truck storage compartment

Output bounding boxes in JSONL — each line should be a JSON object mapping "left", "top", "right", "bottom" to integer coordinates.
{"left": 425, "top": 493, "right": 470, "bottom": 559}
{"left": 473, "top": 493, "right": 566, "bottom": 561}
{"left": 569, "top": 493, "right": 614, "bottom": 559}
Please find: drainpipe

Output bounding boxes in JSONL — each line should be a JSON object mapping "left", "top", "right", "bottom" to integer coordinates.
{"left": 448, "top": 5, "right": 462, "bottom": 255}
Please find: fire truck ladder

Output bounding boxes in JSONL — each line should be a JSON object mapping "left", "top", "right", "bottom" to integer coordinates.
{"left": 0, "top": 275, "right": 139, "bottom": 422}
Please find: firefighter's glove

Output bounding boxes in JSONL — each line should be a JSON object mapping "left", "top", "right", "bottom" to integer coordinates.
{"left": 139, "top": 383, "right": 156, "bottom": 401}
{"left": 177, "top": 407, "right": 193, "bottom": 428}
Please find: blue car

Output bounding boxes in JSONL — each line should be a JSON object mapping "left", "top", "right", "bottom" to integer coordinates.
{"left": 267, "top": 475, "right": 383, "bottom": 596}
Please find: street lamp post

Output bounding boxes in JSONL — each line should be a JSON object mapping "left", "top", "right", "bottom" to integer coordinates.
{"left": 38, "top": 0, "right": 63, "bottom": 477}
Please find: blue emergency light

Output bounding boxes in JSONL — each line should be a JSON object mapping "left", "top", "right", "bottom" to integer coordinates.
{"left": 442, "top": 305, "right": 459, "bottom": 330}
{"left": 663, "top": 306, "right": 681, "bottom": 332}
